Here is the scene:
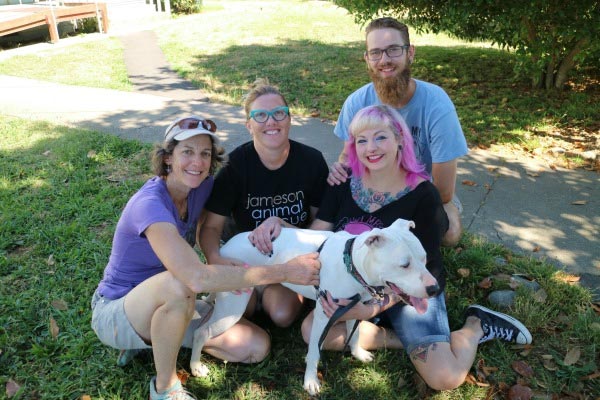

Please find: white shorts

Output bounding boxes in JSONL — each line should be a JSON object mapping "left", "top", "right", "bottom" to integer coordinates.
{"left": 91, "top": 289, "right": 213, "bottom": 350}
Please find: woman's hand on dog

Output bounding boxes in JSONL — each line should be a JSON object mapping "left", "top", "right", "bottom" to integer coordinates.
{"left": 248, "top": 217, "right": 284, "bottom": 255}
{"left": 282, "top": 252, "right": 321, "bottom": 286}
{"left": 320, "top": 290, "right": 379, "bottom": 321}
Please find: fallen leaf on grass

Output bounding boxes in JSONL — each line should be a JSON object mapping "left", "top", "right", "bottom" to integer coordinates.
{"left": 508, "top": 384, "right": 533, "bottom": 400}
{"left": 81, "top": 395, "right": 91, "bottom": 400}
{"left": 177, "top": 369, "right": 190, "bottom": 385}
{"left": 457, "top": 268, "right": 470, "bottom": 278}
{"left": 43, "top": 150, "right": 51, "bottom": 156}
{"left": 512, "top": 360, "right": 534, "bottom": 378}
{"left": 581, "top": 370, "right": 600, "bottom": 380}
{"left": 563, "top": 347, "right": 580, "bottom": 366}
{"left": 475, "top": 359, "right": 497, "bottom": 382}
{"left": 87, "top": 150, "right": 97, "bottom": 158}
{"left": 532, "top": 246, "right": 541, "bottom": 252}
{"left": 555, "top": 274, "right": 580, "bottom": 284}
{"left": 571, "top": 200, "right": 587, "bottom": 205}
{"left": 397, "top": 375, "right": 407, "bottom": 388}
{"left": 532, "top": 288, "right": 548, "bottom": 303}
{"left": 50, "top": 317, "right": 59, "bottom": 339}
{"left": 462, "top": 179, "right": 478, "bottom": 186}
{"left": 541, "top": 355, "right": 557, "bottom": 371}
{"left": 464, "top": 373, "right": 479, "bottom": 385}
{"left": 6, "top": 380, "right": 20, "bottom": 398}
{"left": 478, "top": 277, "right": 493, "bottom": 289}
{"left": 51, "top": 299, "right": 68, "bottom": 311}
{"left": 47, "top": 254, "right": 55, "bottom": 266}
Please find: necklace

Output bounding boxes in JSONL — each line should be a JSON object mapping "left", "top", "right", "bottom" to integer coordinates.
{"left": 175, "top": 199, "right": 188, "bottom": 221}
{"left": 350, "top": 176, "right": 410, "bottom": 212}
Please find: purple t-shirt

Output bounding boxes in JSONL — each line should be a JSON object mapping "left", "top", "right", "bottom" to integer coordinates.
{"left": 96, "top": 176, "right": 213, "bottom": 299}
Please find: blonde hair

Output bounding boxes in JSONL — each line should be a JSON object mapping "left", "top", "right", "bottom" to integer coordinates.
{"left": 345, "top": 105, "right": 428, "bottom": 188}
{"left": 243, "top": 78, "right": 289, "bottom": 118}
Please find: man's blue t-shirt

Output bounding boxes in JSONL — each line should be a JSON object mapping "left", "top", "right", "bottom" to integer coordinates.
{"left": 334, "top": 80, "right": 468, "bottom": 174}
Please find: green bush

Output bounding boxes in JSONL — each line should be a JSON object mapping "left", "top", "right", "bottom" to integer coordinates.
{"left": 171, "top": 0, "right": 202, "bottom": 14}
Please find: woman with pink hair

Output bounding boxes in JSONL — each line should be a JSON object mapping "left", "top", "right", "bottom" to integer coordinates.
{"left": 304, "top": 104, "right": 531, "bottom": 391}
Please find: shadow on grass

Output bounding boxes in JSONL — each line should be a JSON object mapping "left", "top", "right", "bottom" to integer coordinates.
{"left": 180, "top": 39, "right": 598, "bottom": 148}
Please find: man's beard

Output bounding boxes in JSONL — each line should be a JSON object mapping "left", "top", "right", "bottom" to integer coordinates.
{"left": 369, "top": 64, "right": 411, "bottom": 106}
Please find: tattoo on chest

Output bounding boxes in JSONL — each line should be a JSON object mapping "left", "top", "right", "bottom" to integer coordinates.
{"left": 350, "top": 177, "right": 410, "bottom": 213}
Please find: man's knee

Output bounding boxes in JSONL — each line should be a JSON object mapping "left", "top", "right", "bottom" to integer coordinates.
{"left": 442, "top": 202, "right": 462, "bottom": 247}
{"left": 421, "top": 372, "right": 465, "bottom": 391}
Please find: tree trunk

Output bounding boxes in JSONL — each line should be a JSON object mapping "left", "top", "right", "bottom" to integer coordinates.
{"left": 555, "top": 36, "right": 590, "bottom": 89}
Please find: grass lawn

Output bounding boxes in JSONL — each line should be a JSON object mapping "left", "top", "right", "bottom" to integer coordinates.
{"left": 0, "top": 1, "right": 599, "bottom": 398}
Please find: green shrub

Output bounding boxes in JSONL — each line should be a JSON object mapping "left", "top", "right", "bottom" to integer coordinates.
{"left": 171, "top": 0, "right": 202, "bottom": 14}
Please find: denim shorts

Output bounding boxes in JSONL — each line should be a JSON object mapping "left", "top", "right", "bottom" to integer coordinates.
{"left": 380, "top": 292, "right": 451, "bottom": 355}
{"left": 91, "top": 289, "right": 213, "bottom": 350}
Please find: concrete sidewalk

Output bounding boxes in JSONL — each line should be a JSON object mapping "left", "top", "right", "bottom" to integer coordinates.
{"left": 0, "top": 30, "right": 598, "bottom": 298}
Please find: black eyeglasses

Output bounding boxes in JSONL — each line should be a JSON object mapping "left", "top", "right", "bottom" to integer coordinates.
{"left": 365, "top": 45, "right": 410, "bottom": 61}
{"left": 248, "top": 106, "right": 290, "bottom": 123}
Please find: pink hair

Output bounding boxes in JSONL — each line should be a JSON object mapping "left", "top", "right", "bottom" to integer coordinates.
{"left": 344, "top": 104, "right": 429, "bottom": 188}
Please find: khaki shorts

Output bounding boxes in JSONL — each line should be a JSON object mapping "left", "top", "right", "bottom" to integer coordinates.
{"left": 91, "top": 289, "right": 213, "bottom": 350}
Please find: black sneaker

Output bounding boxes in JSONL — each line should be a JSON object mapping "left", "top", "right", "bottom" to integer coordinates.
{"left": 465, "top": 305, "right": 532, "bottom": 345}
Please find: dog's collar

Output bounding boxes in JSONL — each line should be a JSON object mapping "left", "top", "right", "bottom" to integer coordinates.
{"left": 343, "top": 238, "right": 388, "bottom": 304}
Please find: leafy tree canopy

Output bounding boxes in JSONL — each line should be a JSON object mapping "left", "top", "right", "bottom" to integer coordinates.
{"left": 334, "top": 0, "right": 599, "bottom": 89}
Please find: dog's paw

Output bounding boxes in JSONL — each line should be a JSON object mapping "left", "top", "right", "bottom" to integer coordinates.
{"left": 352, "top": 347, "right": 374, "bottom": 362}
{"left": 190, "top": 361, "right": 210, "bottom": 377}
{"left": 303, "top": 378, "right": 321, "bottom": 396}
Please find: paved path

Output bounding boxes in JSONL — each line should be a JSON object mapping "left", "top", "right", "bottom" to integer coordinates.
{"left": 0, "top": 30, "right": 598, "bottom": 298}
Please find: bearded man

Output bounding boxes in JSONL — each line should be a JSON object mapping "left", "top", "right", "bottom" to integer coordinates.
{"left": 329, "top": 17, "right": 468, "bottom": 246}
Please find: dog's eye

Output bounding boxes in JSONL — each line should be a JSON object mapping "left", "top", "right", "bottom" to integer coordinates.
{"left": 399, "top": 262, "right": 410, "bottom": 269}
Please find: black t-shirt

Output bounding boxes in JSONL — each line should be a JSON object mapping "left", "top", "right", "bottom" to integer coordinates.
{"left": 206, "top": 140, "right": 329, "bottom": 232}
{"left": 317, "top": 179, "right": 447, "bottom": 290}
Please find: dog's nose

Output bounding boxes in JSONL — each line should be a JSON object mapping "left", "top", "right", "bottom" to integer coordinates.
{"left": 426, "top": 284, "right": 440, "bottom": 297}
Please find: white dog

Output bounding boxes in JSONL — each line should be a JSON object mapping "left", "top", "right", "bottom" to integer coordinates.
{"left": 191, "top": 218, "right": 439, "bottom": 395}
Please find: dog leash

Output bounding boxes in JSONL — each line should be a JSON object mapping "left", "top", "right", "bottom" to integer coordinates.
{"left": 317, "top": 292, "right": 361, "bottom": 351}
{"left": 315, "top": 238, "right": 374, "bottom": 352}
{"left": 314, "top": 239, "right": 360, "bottom": 350}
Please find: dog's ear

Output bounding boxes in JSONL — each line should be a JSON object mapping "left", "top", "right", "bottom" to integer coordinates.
{"left": 391, "top": 218, "right": 415, "bottom": 231}
{"left": 365, "top": 234, "right": 385, "bottom": 247}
